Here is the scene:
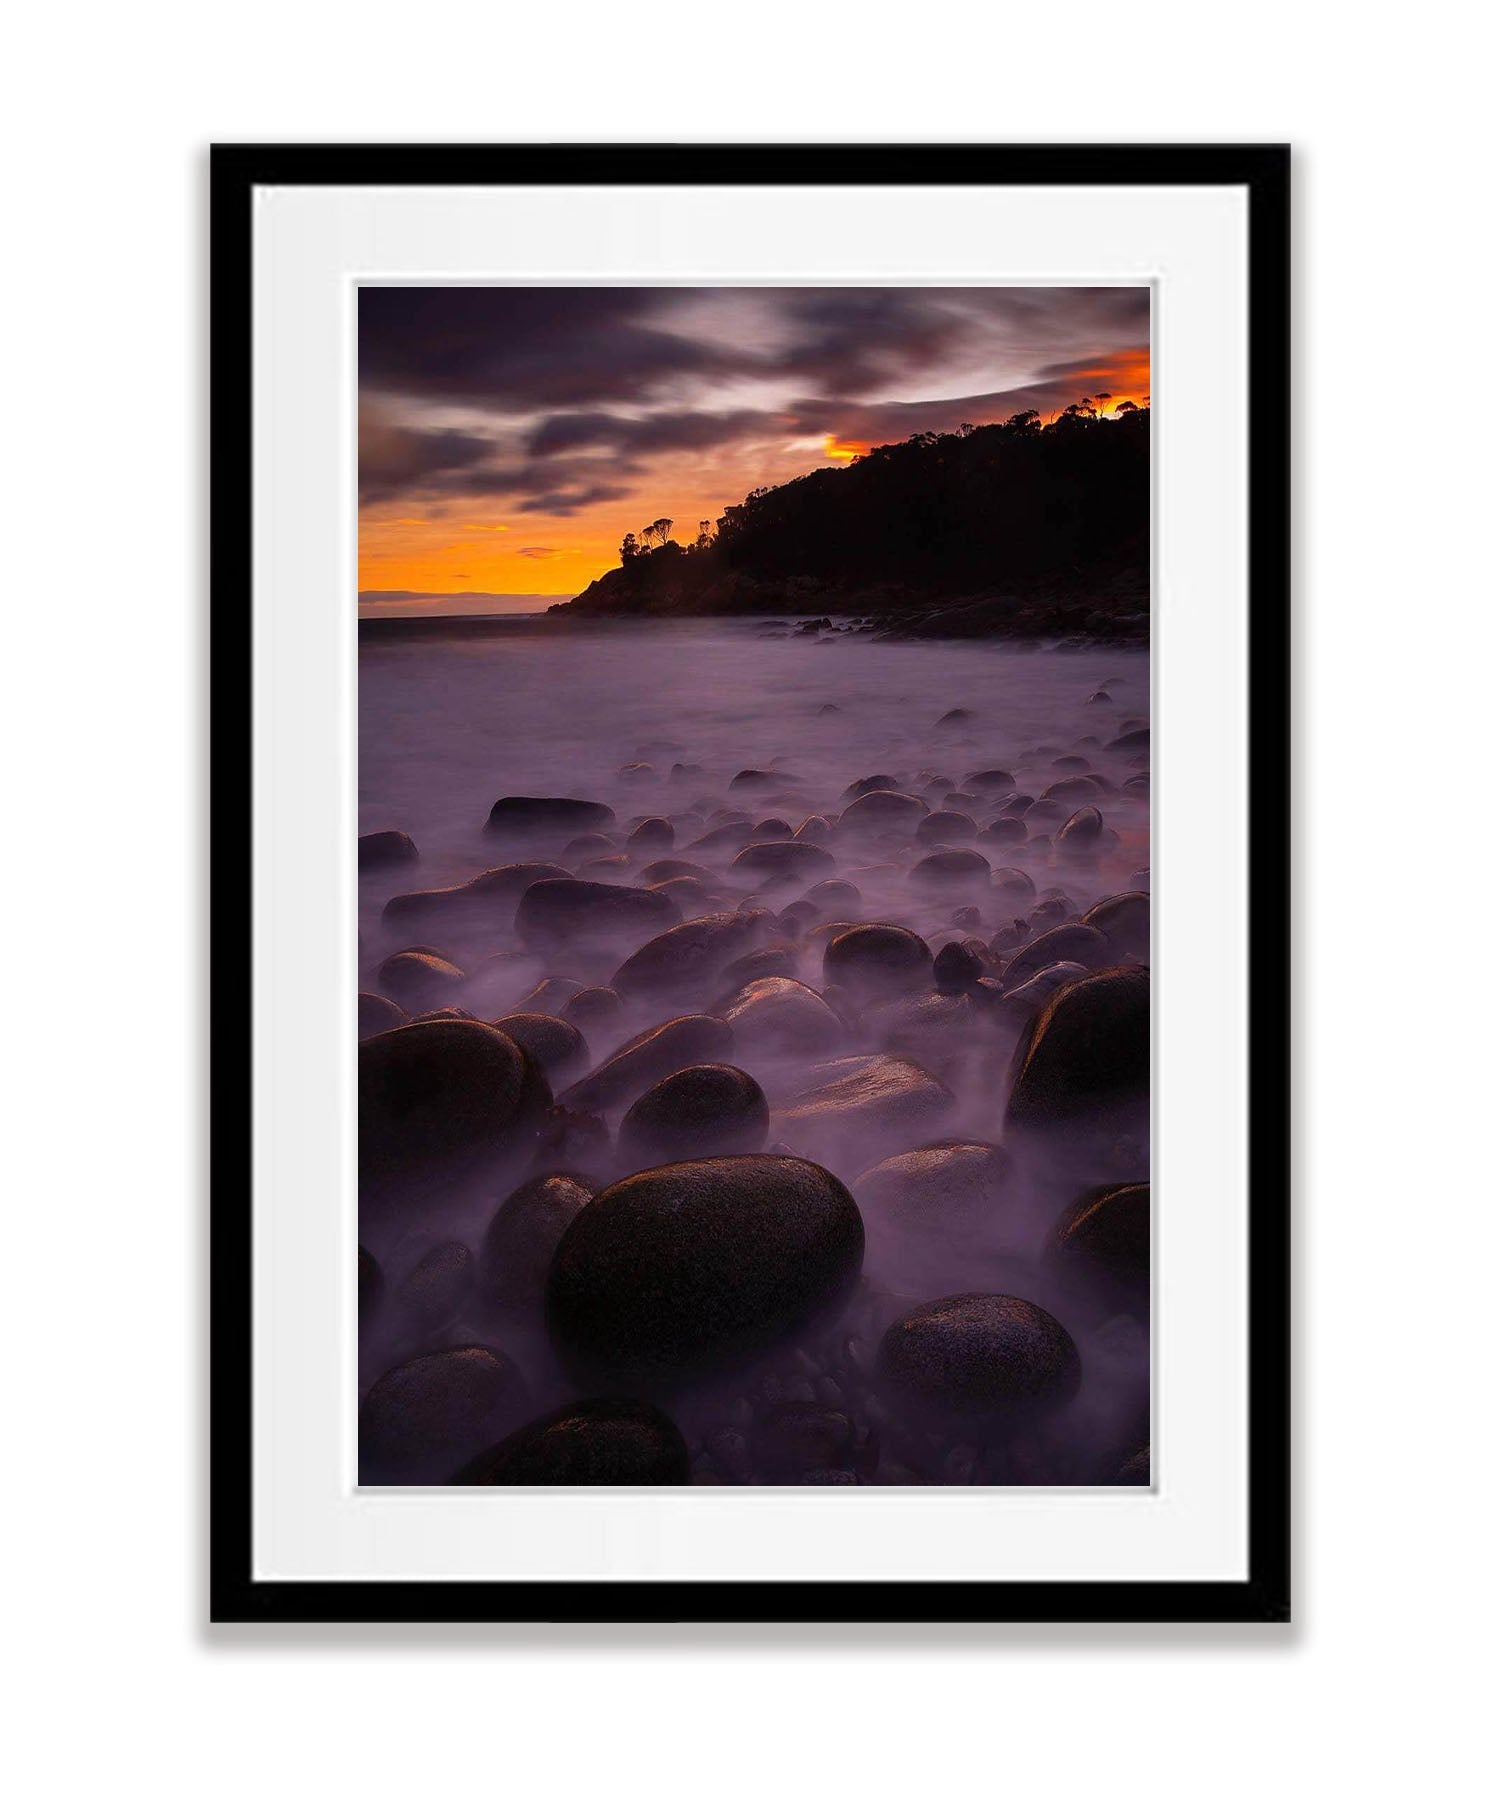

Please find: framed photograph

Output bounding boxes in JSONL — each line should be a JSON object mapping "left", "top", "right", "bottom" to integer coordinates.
{"left": 212, "top": 143, "right": 1289, "bottom": 1623}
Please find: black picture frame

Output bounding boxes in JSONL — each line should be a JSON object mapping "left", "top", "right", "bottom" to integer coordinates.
{"left": 210, "top": 143, "right": 1290, "bottom": 1626}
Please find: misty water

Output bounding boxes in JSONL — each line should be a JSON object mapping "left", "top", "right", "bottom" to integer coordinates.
{"left": 358, "top": 617, "right": 1151, "bottom": 1486}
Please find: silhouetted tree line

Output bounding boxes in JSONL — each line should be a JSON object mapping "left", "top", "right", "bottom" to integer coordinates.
{"left": 571, "top": 400, "right": 1149, "bottom": 617}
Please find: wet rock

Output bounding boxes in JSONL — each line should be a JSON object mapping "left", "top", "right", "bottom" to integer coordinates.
{"left": 777, "top": 1053, "right": 954, "bottom": 1162}
{"left": 383, "top": 862, "right": 570, "bottom": 935}
{"left": 916, "top": 810, "right": 979, "bottom": 844}
{"left": 1026, "top": 896, "right": 1071, "bottom": 928}
{"left": 1106, "top": 727, "right": 1150, "bottom": 752}
{"left": 989, "top": 919, "right": 1029, "bottom": 954}
{"left": 560, "top": 985, "right": 625, "bottom": 1033}
{"left": 1083, "top": 890, "right": 1151, "bottom": 960}
{"left": 805, "top": 878, "right": 862, "bottom": 916}
{"left": 479, "top": 1171, "right": 596, "bottom": 1313}
{"left": 877, "top": 1294, "right": 1081, "bottom": 1420}
{"left": 774, "top": 900, "right": 819, "bottom": 937}
{"left": 963, "top": 769, "right": 1016, "bottom": 793}
{"left": 729, "top": 769, "right": 778, "bottom": 792}
{"left": 718, "top": 942, "right": 803, "bottom": 988}
{"left": 950, "top": 905, "right": 983, "bottom": 931}
{"left": 729, "top": 840, "right": 837, "bottom": 885}
{"left": 359, "top": 1345, "right": 531, "bottom": 1482}
{"left": 638, "top": 857, "right": 712, "bottom": 888}
{"left": 715, "top": 976, "right": 847, "bottom": 1058}
{"left": 359, "top": 1020, "right": 551, "bottom": 1211}
{"left": 485, "top": 796, "right": 616, "bottom": 839}
{"left": 991, "top": 868, "right": 1037, "bottom": 908}
{"left": 750, "top": 817, "right": 792, "bottom": 841}
{"left": 494, "top": 1011, "right": 588, "bottom": 1082}
{"left": 823, "top": 923, "right": 931, "bottom": 1000}
{"left": 687, "top": 822, "right": 753, "bottom": 855}
{"left": 612, "top": 910, "right": 766, "bottom": 1003}
{"left": 514, "top": 975, "right": 586, "bottom": 1015}
{"left": 397, "top": 1239, "right": 476, "bottom": 1327}
{"left": 933, "top": 940, "right": 985, "bottom": 992}
{"left": 1041, "top": 775, "right": 1109, "bottom": 807}
{"left": 793, "top": 815, "right": 833, "bottom": 844}
{"left": 546, "top": 1154, "right": 864, "bottom": 1387}
{"left": 619, "top": 1063, "right": 770, "bottom": 1163}
{"left": 560, "top": 1014, "right": 735, "bottom": 1113}
{"left": 1048, "top": 1181, "right": 1150, "bottom": 1310}
{"left": 978, "top": 816, "right": 1028, "bottom": 848}
{"left": 377, "top": 949, "right": 467, "bottom": 1013}
{"left": 515, "top": 878, "right": 680, "bottom": 951}
{"left": 865, "top": 990, "right": 978, "bottom": 1066}
{"left": 618, "top": 762, "right": 654, "bottom": 781}
{"left": 452, "top": 1397, "right": 690, "bottom": 1485}
{"left": 910, "top": 848, "right": 992, "bottom": 891}
{"left": 1005, "top": 966, "right": 1150, "bottom": 1129}
{"left": 1056, "top": 805, "right": 1105, "bottom": 855}
{"left": 936, "top": 708, "right": 975, "bottom": 727}
{"left": 1002, "top": 923, "right": 1111, "bottom": 988}
{"left": 360, "top": 829, "right": 419, "bottom": 871}
{"left": 837, "top": 790, "right": 929, "bottom": 837}
{"left": 854, "top": 1140, "right": 1015, "bottom": 1256}
{"left": 1087, "top": 690, "right": 1114, "bottom": 705}
{"left": 998, "top": 962, "right": 1089, "bottom": 1018}
{"left": 359, "top": 991, "right": 408, "bottom": 1040}
{"left": 842, "top": 774, "right": 902, "bottom": 802}
{"left": 562, "top": 832, "right": 617, "bottom": 861}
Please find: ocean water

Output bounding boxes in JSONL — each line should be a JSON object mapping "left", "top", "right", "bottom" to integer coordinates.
{"left": 360, "top": 616, "right": 1148, "bottom": 919}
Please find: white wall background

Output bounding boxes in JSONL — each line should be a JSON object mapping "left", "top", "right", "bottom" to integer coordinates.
{"left": 3, "top": 6, "right": 1492, "bottom": 1796}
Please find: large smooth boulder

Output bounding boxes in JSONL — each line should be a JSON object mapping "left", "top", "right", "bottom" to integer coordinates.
{"left": 396, "top": 1239, "right": 476, "bottom": 1327}
{"left": 963, "top": 769, "right": 1016, "bottom": 793}
{"left": 383, "top": 862, "right": 568, "bottom": 935}
{"left": 853, "top": 1140, "right": 1016, "bottom": 1259}
{"left": 916, "top": 810, "right": 979, "bottom": 844}
{"left": 822, "top": 923, "right": 931, "bottom": 1001}
{"left": 359, "top": 991, "right": 407, "bottom": 1040}
{"left": 359, "top": 829, "right": 419, "bottom": 871}
{"left": 612, "top": 910, "right": 765, "bottom": 1003}
{"left": 479, "top": 1171, "right": 596, "bottom": 1313}
{"left": 377, "top": 949, "right": 467, "bottom": 1013}
{"left": 359, "top": 1020, "right": 550, "bottom": 1210}
{"left": 1047, "top": 1181, "right": 1150, "bottom": 1312}
{"left": 618, "top": 1063, "right": 770, "bottom": 1164}
{"left": 359, "top": 1345, "right": 531, "bottom": 1482}
{"left": 514, "top": 878, "right": 680, "bottom": 951}
{"left": 452, "top": 1398, "right": 690, "bottom": 1485}
{"left": 1083, "top": 890, "right": 1151, "bottom": 960}
{"left": 910, "top": 849, "right": 991, "bottom": 891}
{"left": 776, "top": 1053, "right": 955, "bottom": 1163}
{"left": 559, "top": 1014, "right": 735, "bottom": 1113}
{"left": 492, "top": 1011, "right": 588, "bottom": 1082}
{"left": 1056, "top": 805, "right": 1105, "bottom": 855}
{"left": 1001, "top": 923, "right": 1112, "bottom": 988}
{"left": 837, "top": 790, "right": 928, "bottom": 836}
{"left": 485, "top": 796, "right": 616, "bottom": 838}
{"left": 729, "top": 840, "right": 836, "bottom": 885}
{"left": 546, "top": 1154, "right": 865, "bottom": 1387}
{"left": 877, "top": 1294, "right": 1081, "bottom": 1419}
{"left": 714, "top": 976, "right": 846, "bottom": 1058}
{"left": 1004, "top": 966, "right": 1150, "bottom": 1129}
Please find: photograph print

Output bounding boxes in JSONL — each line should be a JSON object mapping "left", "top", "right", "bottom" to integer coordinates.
{"left": 357, "top": 284, "right": 1152, "bottom": 1490}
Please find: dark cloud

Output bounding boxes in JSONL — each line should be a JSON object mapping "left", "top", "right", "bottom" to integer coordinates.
{"left": 358, "top": 419, "right": 497, "bottom": 503}
{"left": 526, "top": 407, "right": 770, "bottom": 460}
{"left": 360, "top": 288, "right": 739, "bottom": 410}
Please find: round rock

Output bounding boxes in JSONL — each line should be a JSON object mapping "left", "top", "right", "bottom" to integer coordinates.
{"left": 452, "top": 1398, "right": 690, "bottom": 1485}
{"left": 877, "top": 1294, "right": 1081, "bottom": 1419}
{"left": 479, "top": 1171, "right": 596, "bottom": 1313}
{"left": 619, "top": 1063, "right": 770, "bottom": 1164}
{"left": 546, "top": 1154, "right": 865, "bottom": 1387}
{"left": 359, "top": 1345, "right": 531, "bottom": 1482}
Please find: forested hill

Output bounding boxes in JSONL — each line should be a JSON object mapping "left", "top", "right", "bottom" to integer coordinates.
{"left": 549, "top": 403, "right": 1149, "bottom": 639}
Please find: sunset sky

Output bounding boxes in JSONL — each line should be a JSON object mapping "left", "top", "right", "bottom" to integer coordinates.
{"left": 359, "top": 286, "right": 1150, "bottom": 612}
